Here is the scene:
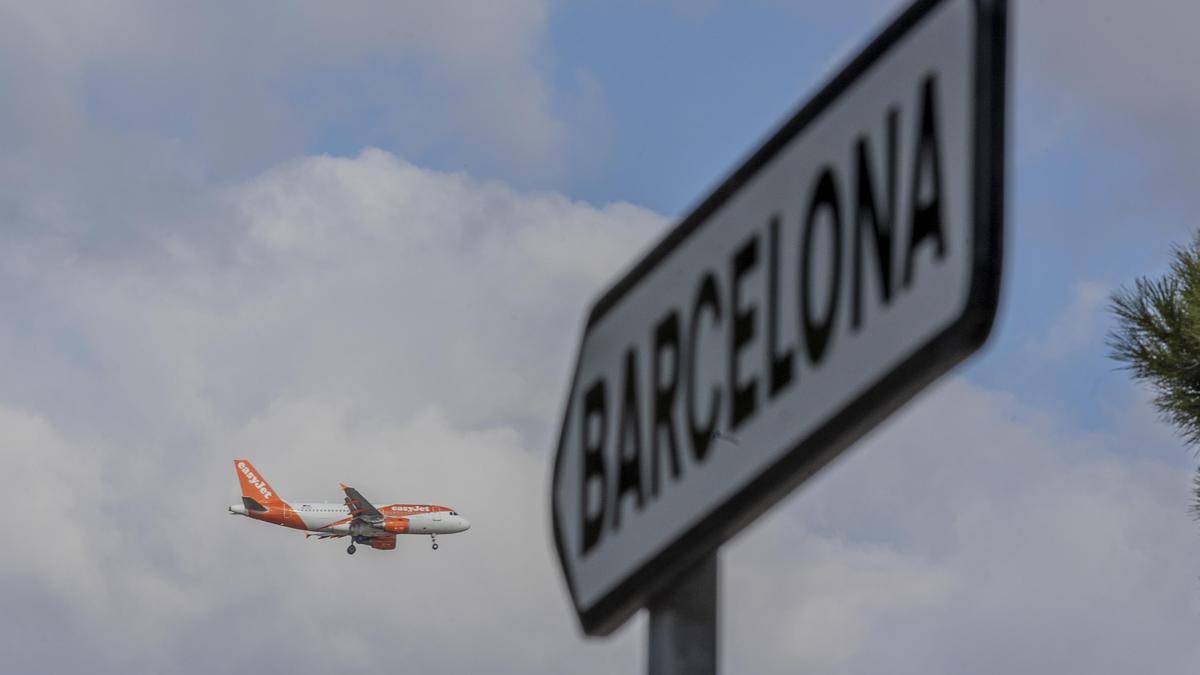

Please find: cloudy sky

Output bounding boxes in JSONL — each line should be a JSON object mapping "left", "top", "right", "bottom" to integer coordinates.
{"left": 1, "top": 1, "right": 1198, "bottom": 673}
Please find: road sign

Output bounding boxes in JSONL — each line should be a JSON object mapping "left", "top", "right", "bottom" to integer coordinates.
{"left": 552, "top": 0, "right": 1006, "bottom": 637}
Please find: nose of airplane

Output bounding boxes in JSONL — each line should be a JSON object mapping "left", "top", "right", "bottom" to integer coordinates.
{"left": 459, "top": 516, "right": 471, "bottom": 532}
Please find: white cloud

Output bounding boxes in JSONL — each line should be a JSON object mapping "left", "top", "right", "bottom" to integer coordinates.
{"left": 0, "top": 145, "right": 1195, "bottom": 673}
{"left": 0, "top": 149, "right": 663, "bottom": 446}
{"left": 1018, "top": 0, "right": 1200, "bottom": 136}
{"left": 0, "top": 0, "right": 580, "bottom": 184}
{"left": 0, "top": 149, "right": 663, "bottom": 674}
{"left": 1026, "top": 279, "right": 1109, "bottom": 363}
{"left": 0, "top": 1, "right": 1195, "bottom": 673}
{"left": 725, "top": 377, "right": 1200, "bottom": 674}
{"left": 1015, "top": 0, "right": 1200, "bottom": 218}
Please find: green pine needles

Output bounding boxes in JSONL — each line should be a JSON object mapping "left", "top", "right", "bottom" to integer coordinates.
{"left": 1109, "top": 233, "right": 1200, "bottom": 518}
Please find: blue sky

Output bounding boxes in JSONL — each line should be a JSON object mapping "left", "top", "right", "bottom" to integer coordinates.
{"left": 0, "top": 1, "right": 1198, "bottom": 673}
{"left": 262, "top": 0, "right": 1193, "bottom": 439}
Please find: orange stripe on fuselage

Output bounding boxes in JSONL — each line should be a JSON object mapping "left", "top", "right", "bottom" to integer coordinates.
{"left": 247, "top": 500, "right": 307, "bottom": 530}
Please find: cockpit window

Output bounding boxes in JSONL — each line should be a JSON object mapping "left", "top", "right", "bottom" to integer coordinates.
{"left": 450, "top": 511, "right": 458, "bottom": 516}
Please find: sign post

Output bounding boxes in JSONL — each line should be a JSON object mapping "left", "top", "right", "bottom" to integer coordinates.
{"left": 646, "top": 554, "right": 717, "bottom": 675}
{"left": 551, "top": 0, "right": 1008, "bottom": 661}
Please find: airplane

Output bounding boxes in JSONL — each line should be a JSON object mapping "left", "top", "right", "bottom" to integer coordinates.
{"left": 227, "top": 459, "right": 470, "bottom": 555}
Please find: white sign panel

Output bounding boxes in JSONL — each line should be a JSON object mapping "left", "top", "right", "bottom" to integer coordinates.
{"left": 553, "top": 0, "right": 1005, "bottom": 635}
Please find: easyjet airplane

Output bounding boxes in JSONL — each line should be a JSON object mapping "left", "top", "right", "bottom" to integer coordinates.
{"left": 227, "top": 459, "right": 470, "bottom": 554}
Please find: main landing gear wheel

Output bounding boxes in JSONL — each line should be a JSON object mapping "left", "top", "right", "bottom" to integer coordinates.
{"left": 347, "top": 543, "right": 357, "bottom": 555}
{"left": 431, "top": 534, "right": 439, "bottom": 550}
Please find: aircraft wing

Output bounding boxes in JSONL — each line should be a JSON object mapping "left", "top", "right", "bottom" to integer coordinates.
{"left": 340, "top": 483, "right": 383, "bottom": 522}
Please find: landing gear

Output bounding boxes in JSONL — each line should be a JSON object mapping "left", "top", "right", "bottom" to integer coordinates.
{"left": 431, "top": 534, "right": 439, "bottom": 551}
{"left": 347, "top": 543, "right": 357, "bottom": 555}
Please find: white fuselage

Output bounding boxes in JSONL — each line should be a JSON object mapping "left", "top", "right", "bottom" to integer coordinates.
{"left": 288, "top": 502, "right": 471, "bottom": 536}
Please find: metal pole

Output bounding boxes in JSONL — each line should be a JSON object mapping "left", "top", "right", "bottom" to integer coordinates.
{"left": 647, "top": 553, "right": 718, "bottom": 675}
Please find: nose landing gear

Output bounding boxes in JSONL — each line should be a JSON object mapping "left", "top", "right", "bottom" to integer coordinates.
{"left": 347, "top": 543, "right": 357, "bottom": 555}
{"left": 431, "top": 534, "right": 439, "bottom": 551}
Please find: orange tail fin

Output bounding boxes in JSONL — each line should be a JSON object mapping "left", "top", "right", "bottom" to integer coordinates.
{"left": 233, "top": 459, "right": 286, "bottom": 510}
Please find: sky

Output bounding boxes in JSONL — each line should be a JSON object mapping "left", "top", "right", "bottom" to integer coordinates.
{"left": 0, "top": 1, "right": 1198, "bottom": 673}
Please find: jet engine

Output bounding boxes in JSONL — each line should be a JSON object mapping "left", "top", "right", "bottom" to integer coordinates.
{"left": 369, "top": 536, "right": 396, "bottom": 550}
{"left": 379, "top": 517, "right": 409, "bottom": 534}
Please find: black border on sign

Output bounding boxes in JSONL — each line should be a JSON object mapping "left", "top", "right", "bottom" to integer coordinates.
{"left": 551, "top": 0, "right": 1007, "bottom": 636}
